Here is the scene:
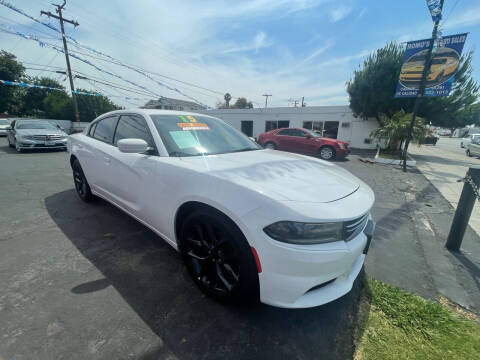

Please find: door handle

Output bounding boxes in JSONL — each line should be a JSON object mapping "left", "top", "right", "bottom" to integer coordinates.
{"left": 104, "top": 156, "right": 111, "bottom": 163}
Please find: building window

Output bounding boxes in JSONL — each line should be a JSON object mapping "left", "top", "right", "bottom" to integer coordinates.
{"left": 265, "top": 121, "right": 277, "bottom": 132}
{"left": 241, "top": 121, "right": 253, "bottom": 137}
{"left": 265, "top": 120, "right": 290, "bottom": 132}
{"left": 303, "top": 121, "right": 312, "bottom": 129}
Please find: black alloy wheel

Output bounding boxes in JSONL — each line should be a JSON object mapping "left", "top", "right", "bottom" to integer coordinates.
{"left": 72, "top": 159, "right": 94, "bottom": 202}
{"left": 180, "top": 209, "right": 259, "bottom": 303}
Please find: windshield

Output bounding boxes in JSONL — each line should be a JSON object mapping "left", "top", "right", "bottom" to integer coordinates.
{"left": 0, "top": 120, "right": 9, "bottom": 125}
{"left": 16, "top": 121, "right": 57, "bottom": 130}
{"left": 151, "top": 114, "right": 260, "bottom": 157}
{"left": 304, "top": 129, "right": 321, "bottom": 137}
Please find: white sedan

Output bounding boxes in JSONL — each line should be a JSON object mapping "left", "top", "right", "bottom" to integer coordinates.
{"left": 68, "top": 109, "right": 375, "bottom": 308}
{"left": 461, "top": 134, "right": 480, "bottom": 148}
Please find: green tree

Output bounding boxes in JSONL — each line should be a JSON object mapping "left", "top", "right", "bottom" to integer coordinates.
{"left": 371, "top": 110, "right": 428, "bottom": 150}
{"left": 0, "top": 51, "right": 25, "bottom": 114}
{"left": 347, "top": 42, "right": 479, "bottom": 127}
{"left": 22, "top": 77, "right": 65, "bottom": 117}
{"left": 43, "top": 91, "right": 74, "bottom": 120}
{"left": 76, "top": 88, "right": 120, "bottom": 122}
{"left": 232, "top": 97, "right": 253, "bottom": 109}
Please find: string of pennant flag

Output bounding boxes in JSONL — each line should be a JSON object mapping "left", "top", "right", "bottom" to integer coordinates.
{"left": 0, "top": 79, "right": 149, "bottom": 101}
{"left": 0, "top": 0, "right": 212, "bottom": 109}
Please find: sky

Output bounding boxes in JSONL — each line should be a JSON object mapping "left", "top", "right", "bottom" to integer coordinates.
{"left": 0, "top": 0, "right": 479, "bottom": 109}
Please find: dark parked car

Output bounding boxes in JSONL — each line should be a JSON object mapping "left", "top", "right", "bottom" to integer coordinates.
{"left": 257, "top": 127, "right": 349, "bottom": 160}
{"left": 423, "top": 135, "right": 439, "bottom": 145}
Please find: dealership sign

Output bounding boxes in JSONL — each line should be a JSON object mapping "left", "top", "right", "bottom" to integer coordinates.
{"left": 395, "top": 33, "right": 468, "bottom": 98}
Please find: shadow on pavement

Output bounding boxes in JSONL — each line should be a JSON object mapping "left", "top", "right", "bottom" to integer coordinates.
{"left": 45, "top": 189, "right": 369, "bottom": 360}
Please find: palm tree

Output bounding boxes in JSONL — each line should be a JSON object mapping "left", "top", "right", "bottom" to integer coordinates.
{"left": 224, "top": 93, "right": 232, "bottom": 108}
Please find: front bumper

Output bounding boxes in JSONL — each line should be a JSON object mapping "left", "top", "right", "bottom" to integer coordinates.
{"left": 336, "top": 148, "right": 350, "bottom": 158}
{"left": 251, "top": 216, "right": 375, "bottom": 308}
{"left": 16, "top": 139, "right": 67, "bottom": 149}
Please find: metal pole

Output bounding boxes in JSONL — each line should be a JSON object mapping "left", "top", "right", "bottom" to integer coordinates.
{"left": 402, "top": 0, "right": 444, "bottom": 172}
{"left": 446, "top": 166, "right": 480, "bottom": 251}
{"left": 58, "top": 7, "right": 80, "bottom": 122}
{"left": 41, "top": 1, "right": 80, "bottom": 122}
{"left": 262, "top": 94, "right": 272, "bottom": 108}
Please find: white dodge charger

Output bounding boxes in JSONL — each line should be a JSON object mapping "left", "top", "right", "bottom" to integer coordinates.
{"left": 68, "top": 109, "right": 375, "bottom": 308}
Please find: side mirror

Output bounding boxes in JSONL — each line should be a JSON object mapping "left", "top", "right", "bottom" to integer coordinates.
{"left": 117, "top": 138, "right": 149, "bottom": 153}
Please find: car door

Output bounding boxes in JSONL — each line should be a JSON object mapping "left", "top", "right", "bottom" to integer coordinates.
{"left": 104, "top": 114, "right": 159, "bottom": 216}
{"left": 86, "top": 115, "right": 119, "bottom": 195}
{"left": 275, "top": 129, "right": 297, "bottom": 151}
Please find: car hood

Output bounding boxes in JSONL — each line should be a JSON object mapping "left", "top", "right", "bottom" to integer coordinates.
{"left": 180, "top": 150, "right": 361, "bottom": 203}
{"left": 16, "top": 129, "right": 67, "bottom": 136}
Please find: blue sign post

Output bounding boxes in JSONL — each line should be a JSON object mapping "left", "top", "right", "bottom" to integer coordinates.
{"left": 395, "top": 33, "right": 468, "bottom": 98}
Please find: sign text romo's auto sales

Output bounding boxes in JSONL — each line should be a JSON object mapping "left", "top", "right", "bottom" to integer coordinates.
{"left": 394, "top": 33, "right": 468, "bottom": 98}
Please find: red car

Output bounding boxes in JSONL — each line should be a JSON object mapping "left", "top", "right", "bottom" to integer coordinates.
{"left": 257, "top": 128, "right": 349, "bottom": 160}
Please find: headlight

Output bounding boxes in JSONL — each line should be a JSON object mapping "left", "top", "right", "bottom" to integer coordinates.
{"left": 263, "top": 221, "right": 343, "bottom": 244}
{"left": 338, "top": 143, "right": 346, "bottom": 150}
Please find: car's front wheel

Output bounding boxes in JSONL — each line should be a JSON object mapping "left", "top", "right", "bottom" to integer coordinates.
{"left": 180, "top": 208, "right": 259, "bottom": 304}
{"left": 72, "top": 159, "right": 94, "bottom": 202}
{"left": 319, "top": 146, "right": 335, "bottom": 160}
{"left": 15, "top": 141, "right": 22, "bottom": 153}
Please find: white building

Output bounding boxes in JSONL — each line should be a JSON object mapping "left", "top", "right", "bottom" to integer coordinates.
{"left": 199, "top": 105, "right": 379, "bottom": 149}
{"left": 144, "top": 97, "right": 207, "bottom": 111}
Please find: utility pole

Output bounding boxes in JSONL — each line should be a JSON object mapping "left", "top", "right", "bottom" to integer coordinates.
{"left": 402, "top": 0, "right": 444, "bottom": 172}
{"left": 41, "top": 0, "right": 80, "bottom": 122}
{"left": 262, "top": 94, "right": 272, "bottom": 108}
{"left": 301, "top": 96, "right": 306, "bottom": 107}
{"left": 293, "top": 100, "right": 299, "bottom": 107}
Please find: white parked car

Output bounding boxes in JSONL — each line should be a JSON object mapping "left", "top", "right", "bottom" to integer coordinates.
{"left": 461, "top": 134, "right": 480, "bottom": 148}
{"left": 68, "top": 110, "right": 375, "bottom": 308}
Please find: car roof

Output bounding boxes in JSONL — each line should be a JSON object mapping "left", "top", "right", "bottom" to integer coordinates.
{"left": 97, "top": 108, "right": 215, "bottom": 119}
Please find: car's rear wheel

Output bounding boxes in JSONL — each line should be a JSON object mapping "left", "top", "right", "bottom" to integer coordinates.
{"left": 319, "top": 146, "right": 335, "bottom": 160}
{"left": 72, "top": 159, "right": 94, "bottom": 202}
{"left": 264, "top": 142, "right": 276, "bottom": 150}
{"left": 180, "top": 208, "right": 259, "bottom": 303}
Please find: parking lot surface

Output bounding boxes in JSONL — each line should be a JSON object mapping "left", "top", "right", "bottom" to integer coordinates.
{"left": 1, "top": 138, "right": 479, "bottom": 359}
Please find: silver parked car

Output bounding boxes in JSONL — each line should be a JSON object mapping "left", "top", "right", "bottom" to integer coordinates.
{"left": 466, "top": 137, "right": 480, "bottom": 157}
{"left": 461, "top": 134, "right": 480, "bottom": 148}
{"left": 0, "top": 119, "right": 10, "bottom": 136}
{"left": 7, "top": 120, "right": 68, "bottom": 152}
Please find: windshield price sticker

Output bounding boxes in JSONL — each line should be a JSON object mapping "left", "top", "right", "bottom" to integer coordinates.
{"left": 177, "top": 122, "right": 209, "bottom": 131}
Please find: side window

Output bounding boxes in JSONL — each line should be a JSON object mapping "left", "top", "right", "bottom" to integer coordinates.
{"left": 291, "top": 129, "right": 307, "bottom": 137}
{"left": 277, "top": 129, "right": 293, "bottom": 136}
{"left": 93, "top": 116, "right": 117, "bottom": 143}
{"left": 114, "top": 115, "right": 154, "bottom": 147}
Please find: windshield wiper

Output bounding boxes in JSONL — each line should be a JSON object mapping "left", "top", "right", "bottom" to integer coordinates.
{"left": 230, "top": 148, "right": 260, "bottom": 153}
{"left": 169, "top": 151, "right": 196, "bottom": 157}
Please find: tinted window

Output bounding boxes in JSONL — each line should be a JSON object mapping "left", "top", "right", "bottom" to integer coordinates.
{"left": 93, "top": 116, "right": 117, "bottom": 143}
{"left": 16, "top": 121, "right": 56, "bottom": 130}
{"left": 114, "top": 115, "right": 153, "bottom": 147}
{"left": 277, "top": 129, "right": 295, "bottom": 136}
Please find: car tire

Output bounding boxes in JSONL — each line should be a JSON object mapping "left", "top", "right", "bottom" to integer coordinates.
{"left": 467, "top": 149, "right": 472, "bottom": 157}
{"left": 319, "top": 146, "right": 335, "bottom": 160}
{"left": 264, "top": 142, "right": 276, "bottom": 150}
{"left": 15, "top": 141, "right": 22, "bottom": 153}
{"left": 72, "top": 159, "right": 94, "bottom": 202}
{"left": 179, "top": 208, "right": 259, "bottom": 304}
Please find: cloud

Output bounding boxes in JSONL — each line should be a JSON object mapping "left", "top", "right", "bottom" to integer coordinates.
{"left": 329, "top": 6, "right": 352, "bottom": 22}
{"left": 221, "top": 31, "right": 272, "bottom": 54}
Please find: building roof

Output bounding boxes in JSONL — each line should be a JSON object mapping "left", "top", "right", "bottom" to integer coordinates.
{"left": 143, "top": 97, "right": 207, "bottom": 110}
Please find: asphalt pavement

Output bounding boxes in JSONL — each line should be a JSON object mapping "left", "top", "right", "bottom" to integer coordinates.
{"left": 1, "top": 138, "right": 479, "bottom": 360}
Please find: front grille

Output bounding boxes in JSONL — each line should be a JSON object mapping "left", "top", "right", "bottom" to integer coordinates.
{"left": 343, "top": 213, "right": 369, "bottom": 241}
{"left": 28, "top": 134, "right": 63, "bottom": 141}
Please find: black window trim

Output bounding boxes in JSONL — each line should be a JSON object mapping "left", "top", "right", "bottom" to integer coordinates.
{"left": 114, "top": 114, "right": 159, "bottom": 156}
{"left": 88, "top": 115, "right": 119, "bottom": 145}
